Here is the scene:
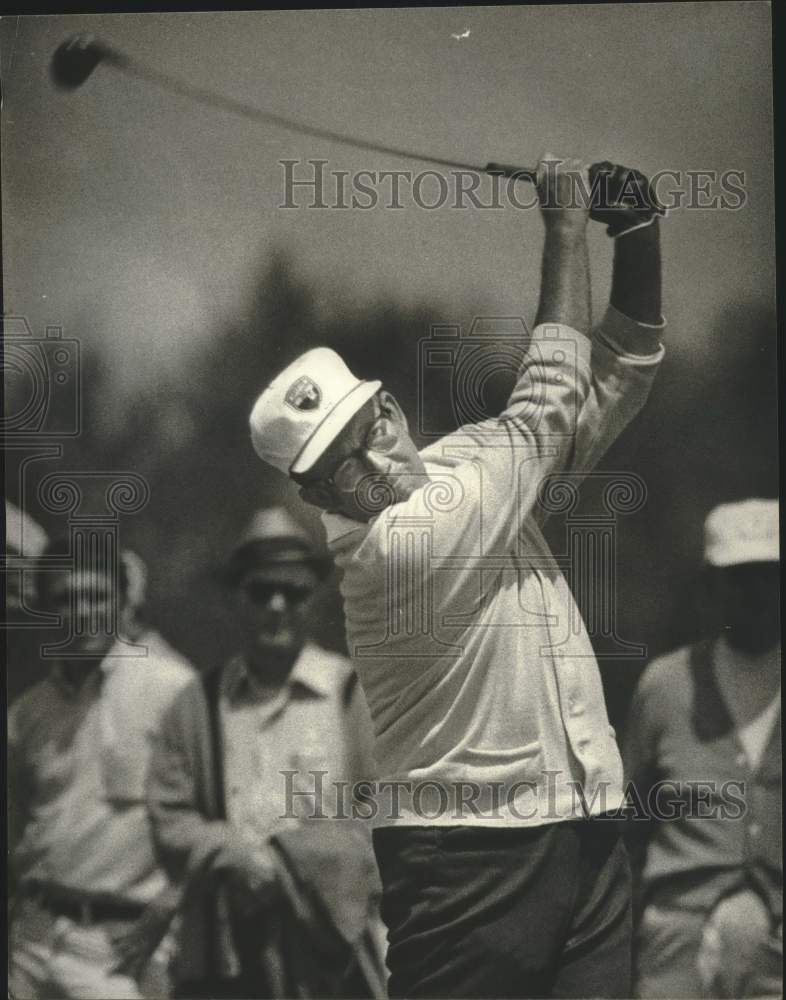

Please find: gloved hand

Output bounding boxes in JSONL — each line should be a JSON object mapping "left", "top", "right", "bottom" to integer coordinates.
{"left": 588, "top": 161, "right": 666, "bottom": 237}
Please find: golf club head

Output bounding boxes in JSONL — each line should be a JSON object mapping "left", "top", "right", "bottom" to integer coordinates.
{"left": 50, "top": 35, "right": 115, "bottom": 90}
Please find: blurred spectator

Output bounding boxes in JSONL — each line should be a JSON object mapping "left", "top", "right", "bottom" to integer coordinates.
{"left": 5, "top": 499, "right": 49, "bottom": 614}
{"left": 120, "top": 548, "right": 195, "bottom": 671}
{"left": 8, "top": 538, "right": 195, "bottom": 999}
{"left": 117, "top": 549, "right": 198, "bottom": 995}
{"left": 147, "top": 506, "right": 385, "bottom": 999}
{"left": 624, "top": 499, "right": 781, "bottom": 998}
{"left": 5, "top": 500, "right": 50, "bottom": 703}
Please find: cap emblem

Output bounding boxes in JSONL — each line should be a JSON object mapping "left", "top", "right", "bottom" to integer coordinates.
{"left": 285, "top": 375, "right": 322, "bottom": 412}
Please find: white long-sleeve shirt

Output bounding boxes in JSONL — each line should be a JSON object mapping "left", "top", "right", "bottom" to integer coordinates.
{"left": 323, "top": 306, "right": 665, "bottom": 827}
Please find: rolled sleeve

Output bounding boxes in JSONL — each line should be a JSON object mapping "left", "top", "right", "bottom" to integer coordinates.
{"left": 558, "top": 307, "right": 665, "bottom": 486}
{"left": 595, "top": 304, "right": 666, "bottom": 365}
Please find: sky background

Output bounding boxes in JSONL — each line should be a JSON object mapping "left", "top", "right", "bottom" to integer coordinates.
{"left": 2, "top": 6, "right": 778, "bottom": 702}
{"left": 1, "top": 3, "right": 775, "bottom": 397}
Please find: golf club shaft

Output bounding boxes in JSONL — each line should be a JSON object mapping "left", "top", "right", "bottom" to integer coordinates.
{"left": 102, "top": 45, "right": 537, "bottom": 182}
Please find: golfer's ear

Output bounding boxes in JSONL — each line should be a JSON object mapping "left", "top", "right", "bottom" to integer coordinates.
{"left": 379, "top": 390, "right": 409, "bottom": 431}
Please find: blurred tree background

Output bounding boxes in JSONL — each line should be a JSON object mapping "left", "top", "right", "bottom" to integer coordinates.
{"left": 4, "top": 249, "right": 779, "bottom": 730}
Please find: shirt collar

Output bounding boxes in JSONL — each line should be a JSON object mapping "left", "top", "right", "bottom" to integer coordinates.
{"left": 224, "top": 642, "right": 333, "bottom": 703}
{"left": 289, "top": 642, "right": 335, "bottom": 697}
{"left": 715, "top": 632, "right": 781, "bottom": 675}
{"left": 98, "top": 638, "right": 133, "bottom": 675}
{"left": 49, "top": 637, "right": 130, "bottom": 696}
{"left": 321, "top": 510, "right": 370, "bottom": 547}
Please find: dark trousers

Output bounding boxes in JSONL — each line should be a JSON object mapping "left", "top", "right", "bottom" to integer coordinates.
{"left": 173, "top": 977, "right": 270, "bottom": 999}
{"left": 373, "top": 818, "right": 632, "bottom": 999}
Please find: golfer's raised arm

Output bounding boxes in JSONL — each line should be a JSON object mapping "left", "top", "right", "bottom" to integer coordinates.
{"left": 533, "top": 154, "right": 591, "bottom": 333}
{"left": 494, "top": 152, "right": 593, "bottom": 451}
{"left": 418, "top": 155, "right": 596, "bottom": 558}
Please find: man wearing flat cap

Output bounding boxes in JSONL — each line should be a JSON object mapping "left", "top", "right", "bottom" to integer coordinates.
{"left": 625, "top": 498, "right": 781, "bottom": 998}
{"left": 147, "top": 506, "right": 382, "bottom": 999}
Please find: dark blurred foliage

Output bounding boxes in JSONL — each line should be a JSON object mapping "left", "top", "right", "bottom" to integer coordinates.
{"left": 5, "top": 254, "right": 779, "bottom": 731}
{"left": 5, "top": 250, "right": 452, "bottom": 697}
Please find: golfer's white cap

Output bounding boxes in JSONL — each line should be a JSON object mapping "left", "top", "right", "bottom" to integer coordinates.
{"left": 704, "top": 499, "right": 780, "bottom": 567}
{"left": 249, "top": 348, "right": 381, "bottom": 476}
